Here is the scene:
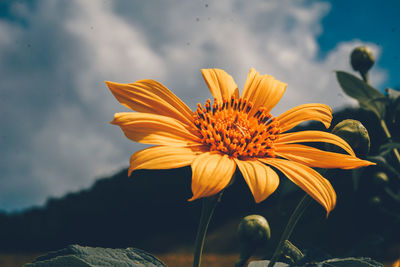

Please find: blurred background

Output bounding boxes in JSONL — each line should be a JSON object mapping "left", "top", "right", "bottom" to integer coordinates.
{"left": 0, "top": 0, "right": 399, "bottom": 266}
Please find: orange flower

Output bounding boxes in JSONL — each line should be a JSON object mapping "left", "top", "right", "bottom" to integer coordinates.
{"left": 106, "top": 68, "right": 374, "bottom": 214}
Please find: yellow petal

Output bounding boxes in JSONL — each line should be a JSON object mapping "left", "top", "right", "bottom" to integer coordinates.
{"left": 275, "top": 144, "right": 375, "bottom": 169}
{"left": 277, "top": 104, "right": 332, "bottom": 133}
{"left": 277, "top": 130, "right": 356, "bottom": 156}
{"left": 105, "top": 80, "right": 194, "bottom": 127}
{"left": 189, "top": 152, "right": 236, "bottom": 201}
{"left": 201, "top": 69, "right": 238, "bottom": 104}
{"left": 241, "top": 68, "right": 287, "bottom": 114}
{"left": 261, "top": 158, "right": 336, "bottom": 215}
{"left": 235, "top": 159, "right": 280, "bottom": 203}
{"left": 111, "top": 112, "right": 201, "bottom": 146}
{"left": 129, "top": 145, "right": 205, "bottom": 176}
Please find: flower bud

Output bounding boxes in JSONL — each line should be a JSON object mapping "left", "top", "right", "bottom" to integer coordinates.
{"left": 369, "top": 196, "right": 382, "bottom": 207}
{"left": 350, "top": 46, "right": 375, "bottom": 74}
{"left": 237, "top": 214, "right": 271, "bottom": 246}
{"left": 329, "top": 119, "right": 370, "bottom": 158}
{"left": 235, "top": 215, "right": 271, "bottom": 267}
{"left": 372, "top": 171, "right": 389, "bottom": 186}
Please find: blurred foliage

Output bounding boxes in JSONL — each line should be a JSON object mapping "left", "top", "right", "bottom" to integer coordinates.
{"left": 332, "top": 46, "right": 400, "bottom": 265}
{"left": 336, "top": 46, "right": 400, "bottom": 215}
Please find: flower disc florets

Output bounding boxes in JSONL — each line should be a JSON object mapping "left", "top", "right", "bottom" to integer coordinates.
{"left": 194, "top": 96, "right": 280, "bottom": 159}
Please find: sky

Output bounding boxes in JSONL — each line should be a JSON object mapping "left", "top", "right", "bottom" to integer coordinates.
{"left": 0, "top": 0, "right": 399, "bottom": 212}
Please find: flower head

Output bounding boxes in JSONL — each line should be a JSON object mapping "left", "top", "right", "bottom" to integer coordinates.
{"left": 106, "top": 68, "right": 374, "bottom": 214}
{"left": 350, "top": 46, "right": 375, "bottom": 74}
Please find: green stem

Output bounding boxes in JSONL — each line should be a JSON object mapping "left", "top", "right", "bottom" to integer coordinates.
{"left": 380, "top": 119, "right": 400, "bottom": 168}
{"left": 193, "top": 192, "right": 223, "bottom": 267}
{"left": 267, "top": 194, "right": 313, "bottom": 267}
{"left": 360, "top": 71, "right": 369, "bottom": 84}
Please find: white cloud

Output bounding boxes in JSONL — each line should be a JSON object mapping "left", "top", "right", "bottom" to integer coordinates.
{"left": 65, "top": 0, "right": 168, "bottom": 106}
{"left": 0, "top": 0, "right": 387, "bottom": 211}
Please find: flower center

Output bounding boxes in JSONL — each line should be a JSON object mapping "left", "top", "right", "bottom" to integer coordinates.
{"left": 193, "top": 96, "right": 280, "bottom": 159}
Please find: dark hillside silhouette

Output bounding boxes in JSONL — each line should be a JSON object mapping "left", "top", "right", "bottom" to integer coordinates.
{"left": 0, "top": 165, "right": 258, "bottom": 252}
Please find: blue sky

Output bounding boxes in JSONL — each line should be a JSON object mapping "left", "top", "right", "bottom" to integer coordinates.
{"left": 0, "top": 0, "right": 398, "bottom": 212}
{"left": 318, "top": 0, "right": 400, "bottom": 89}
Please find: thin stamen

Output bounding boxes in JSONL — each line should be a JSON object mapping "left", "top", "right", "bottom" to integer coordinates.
{"left": 194, "top": 97, "right": 280, "bottom": 159}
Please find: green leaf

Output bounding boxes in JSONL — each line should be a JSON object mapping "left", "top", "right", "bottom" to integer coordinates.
{"left": 24, "top": 245, "right": 167, "bottom": 267}
{"left": 336, "top": 71, "right": 386, "bottom": 118}
{"left": 365, "top": 97, "right": 390, "bottom": 106}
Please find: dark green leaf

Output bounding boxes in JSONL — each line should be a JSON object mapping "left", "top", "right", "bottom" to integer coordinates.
{"left": 24, "top": 245, "right": 167, "bottom": 267}
{"left": 365, "top": 97, "right": 390, "bottom": 106}
{"left": 336, "top": 71, "right": 386, "bottom": 118}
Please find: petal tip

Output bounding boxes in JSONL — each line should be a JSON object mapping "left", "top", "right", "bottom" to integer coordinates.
{"left": 105, "top": 80, "right": 117, "bottom": 89}
{"left": 128, "top": 167, "right": 134, "bottom": 177}
{"left": 254, "top": 196, "right": 264, "bottom": 204}
{"left": 365, "top": 160, "right": 377, "bottom": 166}
{"left": 109, "top": 117, "right": 119, "bottom": 125}
{"left": 323, "top": 121, "right": 332, "bottom": 129}
{"left": 188, "top": 195, "right": 198, "bottom": 202}
{"left": 325, "top": 210, "right": 331, "bottom": 218}
{"left": 325, "top": 203, "right": 336, "bottom": 218}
